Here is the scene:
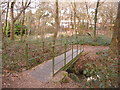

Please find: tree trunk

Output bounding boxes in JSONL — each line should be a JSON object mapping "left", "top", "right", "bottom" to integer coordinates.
{"left": 10, "top": 1, "right": 15, "bottom": 40}
{"left": 111, "top": 1, "right": 120, "bottom": 55}
{"left": 0, "top": 5, "right": 2, "bottom": 44}
{"left": 10, "top": 21, "right": 15, "bottom": 40}
{"left": 94, "top": 0, "right": 100, "bottom": 39}
{"left": 71, "top": 12, "right": 74, "bottom": 29}
{"left": 4, "top": 2, "right": 9, "bottom": 37}
{"left": 20, "top": 10, "right": 25, "bottom": 41}
{"left": 85, "top": 2, "right": 89, "bottom": 30}
{"left": 73, "top": 1, "right": 76, "bottom": 34}
{"left": 10, "top": 1, "right": 30, "bottom": 40}
{"left": 54, "top": 0, "right": 59, "bottom": 39}
{"left": 117, "top": 2, "right": 120, "bottom": 55}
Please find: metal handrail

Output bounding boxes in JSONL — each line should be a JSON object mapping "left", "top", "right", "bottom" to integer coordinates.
{"left": 54, "top": 50, "right": 79, "bottom": 66}
{"left": 23, "top": 36, "right": 82, "bottom": 77}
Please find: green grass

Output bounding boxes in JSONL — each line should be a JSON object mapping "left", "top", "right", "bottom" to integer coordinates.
{"left": 26, "top": 34, "right": 111, "bottom": 46}
{"left": 57, "top": 35, "right": 111, "bottom": 46}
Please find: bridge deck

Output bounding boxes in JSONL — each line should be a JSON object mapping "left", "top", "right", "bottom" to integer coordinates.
{"left": 29, "top": 49, "right": 82, "bottom": 82}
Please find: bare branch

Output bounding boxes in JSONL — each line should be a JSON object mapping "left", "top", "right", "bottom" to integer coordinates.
{"left": 13, "top": 1, "right": 31, "bottom": 22}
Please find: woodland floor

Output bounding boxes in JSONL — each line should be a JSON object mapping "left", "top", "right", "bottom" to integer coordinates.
{"left": 2, "top": 45, "right": 109, "bottom": 88}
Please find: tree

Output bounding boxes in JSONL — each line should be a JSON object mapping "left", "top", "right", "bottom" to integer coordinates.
{"left": 10, "top": 0, "right": 31, "bottom": 40}
{"left": 10, "top": 1, "right": 16, "bottom": 40}
{"left": 0, "top": 3, "right": 2, "bottom": 41}
{"left": 34, "top": 2, "right": 52, "bottom": 37}
{"left": 4, "top": 2, "right": 9, "bottom": 37}
{"left": 1, "top": 2, "right": 8, "bottom": 54}
{"left": 53, "top": 0, "right": 59, "bottom": 39}
{"left": 24, "top": 10, "right": 33, "bottom": 35}
{"left": 20, "top": 1, "right": 26, "bottom": 41}
{"left": 118, "top": 2, "right": 120, "bottom": 55}
{"left": 85, "top": 1, "right": 89, "bottom": 30}
{"left": 70, "top": 1, "right": 77, "bottom": 35}
{"left": 99, "top": 2, "right": 117, "bottom": 31}
{"left": 73, "top": 1, "right": 77, "bottom": 35}
{"left": 94, "top": 0, "right": 100, "bottom": 39}
{"left": 110, "top": 1, "right": 120, "bottom": 55}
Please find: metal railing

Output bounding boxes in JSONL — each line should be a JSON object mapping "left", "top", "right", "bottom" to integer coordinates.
{"left": 51, "top": 39, "right": 82, "bottom": 76}
{"left": 24, "top": 37, "right": 83, "bottom": 76}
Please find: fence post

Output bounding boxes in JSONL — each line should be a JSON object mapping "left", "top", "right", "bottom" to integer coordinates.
{"left": 64, "top": 43, "right": 67, "bottom": 65}
{"left": 66, "top": 39, "right": 68, "bottom": 45}
{"left": 53, "top": 39, "right": 55, "bottom": 45}
{"left": 77, "top": 36, "right": 78, "bottom": 55}
{"left": 42, "top": 41, "right": 44, "bottom": 52}
{"left": 25, "top": 43, "right": 29, "bottom": 67}
{"left": 52, "top": 45, "right": 55, "bottom": 77}
{"left": 61, "top": 39, "right": 62, "bottom": 46}
{"left": 72, "top": 41, "right": 73, "bottom": 59}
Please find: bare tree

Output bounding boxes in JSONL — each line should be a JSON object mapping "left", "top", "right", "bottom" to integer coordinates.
{"left": 99, "top": 2, "right": 117, "bottom": 31}
{"left": 70, "top": 1, "right": 77, "bottom": 35}
{"left": 110, "top": 1, "right": 120, "bottom": 55}
{"left": 85, "top": 1, "right": 89, "bottom": 30}
{"left": 0, "top": 6, "right": 1, "bottom": 33}
{"left": 118, "top": 2, "right": 120, "bottom": 55}
{"left": 4, "top": 2, "right": 9, "bottom": 37}
{"left": 10, "top": 0, "right": 31, "bottom": 40}
{"left": 10, "top": 1, "right": 16, "bottom": 40}
{"left": 20, "top": 0, "right": 29, "bottom": 41}
{"left": 73, "top": 1, "right": 77, "bottom": 35}
{"left": 94, "top": 0, "right": 100, "bottom": 39}
{"left": 53, "top": 0, "right": 59, "bottom": 39}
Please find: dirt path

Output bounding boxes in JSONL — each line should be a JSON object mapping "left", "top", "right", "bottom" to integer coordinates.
{"left": 83, "top": 45, "right": 109, "bottom": 56}
{"left": 2, "top": 45, "right": 109, "bottom": 88}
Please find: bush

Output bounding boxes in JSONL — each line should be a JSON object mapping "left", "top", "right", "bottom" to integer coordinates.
{"left": 5, "top": 21, "right": 28, "bottom": 37}
{"left": 69, "top": 73, "right": 81, "bottom": 83}
{"left": 82, "top": 50, "right": 118, "bottom": 88}
{"left": 95, "top": 35, "right": 111, "bottom": 46}
{"left": 68, "top": 35, "right": 111, "bottom": 46}
{"left": 27, "top": 33, "right": 111, "bottom": 46}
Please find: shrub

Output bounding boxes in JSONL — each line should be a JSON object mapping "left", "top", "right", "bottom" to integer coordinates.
{"left": 69, "top": 35, "right": 111, "bottom": 46}
{"left": 82, "top": 50, "right": 118, "bottom": 88}
{"left": 5, "top": 21, "right": 28, "bottom": 37}
{"left": 95, "top": 35, "right": 111, "bottom": 46}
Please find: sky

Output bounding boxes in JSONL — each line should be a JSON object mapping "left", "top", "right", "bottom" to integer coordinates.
{"left": 29, "top": 0, "right": 119, "bottom": 13}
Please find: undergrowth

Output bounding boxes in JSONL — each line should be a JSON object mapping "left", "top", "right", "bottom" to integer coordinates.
{"left": 67, "top": 49, "right": 118, "bottom": 88}
{"left": 2, "top": 34, "right": 111, "bottom": 73}
{"left": 2, "top": 39, "right": 69, "bottom": 73}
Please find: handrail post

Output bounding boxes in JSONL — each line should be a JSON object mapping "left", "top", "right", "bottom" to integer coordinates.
{"left": 53, "top": 39, "right": 55, "bottom": 45}
{"left": 61, "top": 39, "right": 62, "bottom": 46}
{"left": 64, "top": 43, "right": 67, "bottom": 65}
{"left": 77, "top": 43, "right": 78, "bottom": 55}
{"left": 66, "top": 39, "right": 68, "bottom": 45}
{"left": 25, "top": 43, "right": 29, "bottom": 67}
{"left": 72, "top": 41, "right": 73, "bottom": 59}
{"left": 42, "top": 41, "right": 44, "bottom": 52}
{"left": 77, "top": 36, "right": 78, "bottom": 55}
{"left": 52, "top": 45, "right": 55, "bottom": 77}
